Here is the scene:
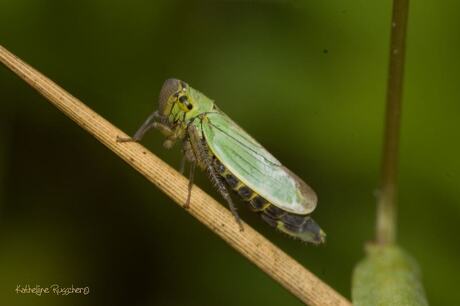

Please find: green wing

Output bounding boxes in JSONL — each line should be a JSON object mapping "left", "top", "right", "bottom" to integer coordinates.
{"left": 201, "top": 112, "right": 317, "bottom": 215}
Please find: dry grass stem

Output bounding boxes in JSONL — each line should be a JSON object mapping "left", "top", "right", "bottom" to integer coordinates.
{"left": 0, "top": 44, "right": 350, "bottom": 306}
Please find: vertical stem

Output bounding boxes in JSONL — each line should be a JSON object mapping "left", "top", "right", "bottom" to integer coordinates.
{"left": 376, "top": 0, "right": 409, "bottom": 245}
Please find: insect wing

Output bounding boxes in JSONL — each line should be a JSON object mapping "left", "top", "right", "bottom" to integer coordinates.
{"left": 201, "top": 112, "right": 316, "bottom": 214}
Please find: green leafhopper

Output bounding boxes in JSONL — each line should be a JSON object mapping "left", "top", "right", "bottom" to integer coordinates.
{"left": 118, "top": 79, "right": 325, "bottom": 244}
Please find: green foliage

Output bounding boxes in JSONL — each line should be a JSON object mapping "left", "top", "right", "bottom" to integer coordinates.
{"left": 352, "top": 245, "right": 428, "bottom": 306}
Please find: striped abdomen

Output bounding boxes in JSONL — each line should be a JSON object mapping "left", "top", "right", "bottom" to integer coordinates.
{"left": 212, "top": 157, "right": 322, "bottom": 243}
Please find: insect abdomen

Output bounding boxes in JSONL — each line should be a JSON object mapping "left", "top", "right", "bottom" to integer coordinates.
{"left": 213, "top": 157, "right": 321, "bottom": 242}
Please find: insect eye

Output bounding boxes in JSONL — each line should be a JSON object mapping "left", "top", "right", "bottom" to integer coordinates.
{"left": 179, "top": 95, "right": 193, "bottom": 110}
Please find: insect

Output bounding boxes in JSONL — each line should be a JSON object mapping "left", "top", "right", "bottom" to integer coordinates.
{"left": 118, "top": 79, "right": 326, "bottom": 244}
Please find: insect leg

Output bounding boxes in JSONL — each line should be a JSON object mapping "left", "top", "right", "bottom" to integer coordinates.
{"left": 208, "top": 165, "right": 244, "bottom": 231}
{"left": 180, "top": 155, "right": 187, "bottom": 175}
{"left": 161, "top": 124, "right": 188, "bottom": 149}
{"left": 180, "top": 135, "right": 197, "bottom": 175}
{"left": 153, "top": 122, "right": 175, "bottom": 137}
{"left": 184, "top": 161, "right": 196, "bottom": 209}
{"left": 187, "top": 123, "right": 243, "bottom": 231}
{"left": 117, "top": 111, "right": 160, "bottom": 142}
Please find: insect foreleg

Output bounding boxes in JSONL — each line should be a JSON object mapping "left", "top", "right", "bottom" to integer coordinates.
{"left": 117, "top": 111, "right": 184, "bottom": 148}
{"left": 158, "top": 123, "right": 187, "bottom": 149}
{"left": 153, "top": 122, "right": 174, "bottom": 137}
{"left": 117, "top": 111, "right": 159, "bottom": 143}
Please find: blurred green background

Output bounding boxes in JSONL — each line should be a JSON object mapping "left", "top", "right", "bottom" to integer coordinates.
{"left": 1, "top": 0, "right": 459, "bottom": 305}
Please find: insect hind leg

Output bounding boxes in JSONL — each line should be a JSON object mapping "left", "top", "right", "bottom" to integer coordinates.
{"left": 186, "top": 123, "right": 244, "bottom": 231}
{"left": 208, "top": 165, "right": 244, "bottom": 231}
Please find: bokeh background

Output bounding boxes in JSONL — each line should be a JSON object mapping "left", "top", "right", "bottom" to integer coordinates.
{"left": 1, "top": 0, "right": 459, "bottom": 305}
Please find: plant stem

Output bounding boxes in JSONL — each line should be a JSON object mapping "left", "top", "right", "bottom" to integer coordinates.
{"left": 376, "top": 0, "right": 409, "bottom": 245}
{"left": 0, "top": 44, "right": 351, "bottom": 306}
